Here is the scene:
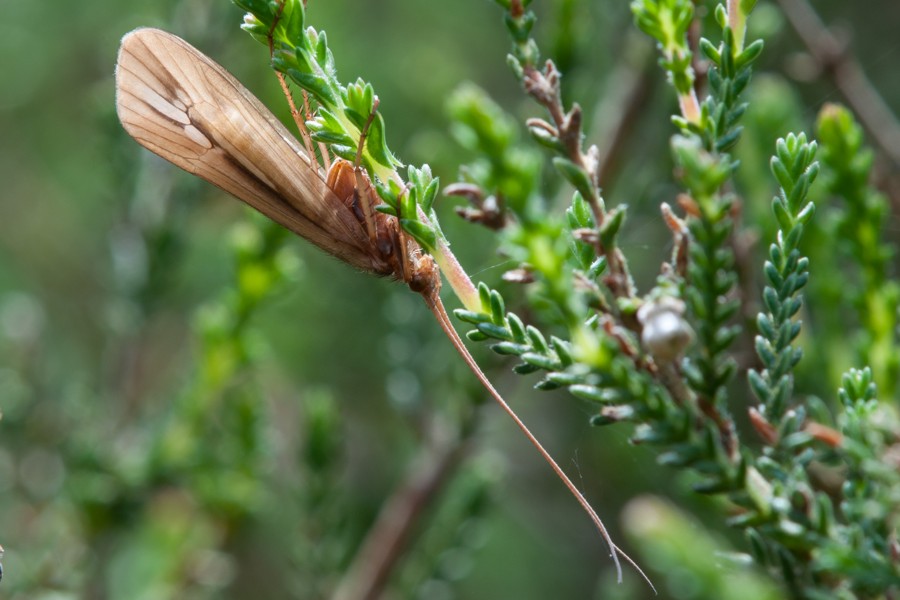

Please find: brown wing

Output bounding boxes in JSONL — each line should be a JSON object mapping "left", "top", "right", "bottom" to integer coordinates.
{"left": 115, "top": 28, "right": 391, "bottom": 275}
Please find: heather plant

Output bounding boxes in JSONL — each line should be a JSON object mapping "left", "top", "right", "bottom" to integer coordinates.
{"left": 1, "top": 0, "right": 898, "bottom": 598}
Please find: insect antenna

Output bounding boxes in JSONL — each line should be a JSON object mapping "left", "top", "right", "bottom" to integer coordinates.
{"left": 419, "top": 288, "right": 656, "bottom": 592}
{"left": 350, "top": 102, "right": 383, "bottom": 245}
{"left": 266, "top": 2, "right": 316, "bottom": 159}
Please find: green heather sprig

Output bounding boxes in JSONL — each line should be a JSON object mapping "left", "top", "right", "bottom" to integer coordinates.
{"left": 374, "top": 164, "right": 443, "bottom": 252}
{"left": 23, "top": 1, "right": 900, "bottom": 597}
{"left": 491, "top": 0, "right": 635, "bottom": 302}
{"left": 632, "top": 0, "right": 762, "bottom": 396}
{"left": 826, "top": 368, "right": 900, "bottom": 597}
{"left": 816, "top": 104, "right": 900, "bottom": 395}
{"left": 442, "top": 4, "right": 676, "bottom": 435}
{"left": 464, "top": 1, "right": 900, "bottom": 595}
{"left": 630, "top": 0, "right": 700, "bottom": 124}
{"left": 696, "top": 1, "right": 763, "bottom": 153}
{"left": 739, "top": 365, "right": 900, "bottom": 597}
{"left": 454, "top": 282, "right": 660, "bottom": 419}
{"left": 235, "top": 0, "right": 400, "bottom": 177}
{"left": 632, "top": 0, "right": 763, "bottom": 153}
{"left": 233, "top": 0, "right": 481, "bottom": 310}
{"left": 629, "top": 0, "right": 763, "bottom": 456}
{"left": 446, "top": 83, "right": 591, "bottom": 326}
{"left": 446, "top": 83, "right": 541, "bottom": 224}
{"left": 471, "top": 2, "right": 747, "bottom": 451}
{"left": 671, "top": 136, "right": 741, "bottom": 453}
{"left": 152, "top": 217, "right": 296, "bottom": 513}
{"left": 456, "top": 282, "right": 576, "bottom": 383}
{"left": 748, "top": 133, "right": 818, "bottom": 426}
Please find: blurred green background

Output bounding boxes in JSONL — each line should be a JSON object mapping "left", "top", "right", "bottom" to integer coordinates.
{"left": 1, "top": 0, "right": 898, "bottom": 598}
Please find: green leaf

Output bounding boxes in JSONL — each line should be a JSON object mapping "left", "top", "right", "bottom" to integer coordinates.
{"left": 313, "top": 29, "right": 331, "bottom": 68}
{"left": 478, "top": 282, "right": 491, "bottom": 312}
{"left": 526, "top": 325, "right": 549, "bottom": 353}
{"left": 280, "top": 0, "right": 305, "bottom": 43}
{"left": 587, "top": 257, "right": 607, "bottom": 279}
{"left": 715, "top": 4, "right": 728, "bottom": 28}
{"left": 569, "top": 384, "right": 610, "bottom": 403}
{"left": 372, "top": 180, "right": 398, "bottom": 211}
{"left": 552, "top": 337, "right": 573, "bottom": 367}
{"left": 374, "top": 204, "right": 397, "bottom": 217}
{"left": 736, "top": 40, "right": 764, "bottom": 69}
{"left": 399, "top": 219, "right": 436, "bottom": 251}
{"left": 234, "top": 0, "right": 276, "bottom": 21}
{"left": 772, "top": 198, "right": 792, "bottom": 231}
{"left": 400, "top": 186, "right": 417, "bottom": 221}
{"left": 454, "top": 309, "right": 491, "bottom": 325}
{"left": 754, "top": 335, "right": 777, "bottom": 366}
{"left": 494, "top": 313, "right": 523, "bottom": 344}
{"left": 345, "top": 80, "right": 375, "bottom": 125}
{"left": 366, "top": 112, "right": 400, "bottom": 168}
{"left": 699, "top": 38, "right": 721, "bottom": 63}
{"left": 534, "top": 378, "right": 563, "bottom": 391}
{"left": 757, "top": 314, "right": 775, "bottom": 340}
{"left": 477, "top": 322, "right": 513, "bottom": 341}
{"left": 491, "top": 342, "right": 530, "bottom": 356}
{"left": 421, "top": 178, "right": 440, "bottom": 213}
{"left": 490, "top": 290, "right": 506, "bottom": 325}
{"left": 521, "top": 352, "right": 561, "bottom": 371}
{"left": 287, "top": 68, "right": 338, "bottom": 106}
{"left": 599, "top": 206, "right": 626, "bottom": 249}
{"left": 570, "top": 192, "right": 594, "bottom": 227}
{"left": 545, "top": 371, "right": 583, "bottom": 387}
{"left": 553, "top": 157, "right": 595, "bottom": 203}
{"left": 770, "top": 157, "right": 793, "bottom": 193}
{"left": 308, "top": 129, "right": 354, "bottom": 147}
{"left": 467, "top": 330, "right": 489, "bottom": 342}
{"left": 528, "top": 124, "right": 565, "bottom": 152}
{"left": 748, "top": 369, "right": 771, "bottom": 402}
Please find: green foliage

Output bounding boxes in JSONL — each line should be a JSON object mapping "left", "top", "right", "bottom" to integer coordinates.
{"left": 375, "top": 164, "right": 442, "bottom": 251}
{"left": 697, "top": 21, "right": 763, "bottom": 153}
{"left": 447, "top": 83, "right": 541, "bottom": 219}
{"left": 816, "top": 104, "right": 900, "bottom": 394}
{"left": 456, "top": 282, "right": 575, "bottom": 379}
{"left": 631, "top": 0, "right": 696, "bottom": 96}
{"left": 4, "top": 0, "right": 900, "bottom": 598}
{"left": 449, "top": 0, "right": 900, "bottom": 597}
{"left": 622, "top": 496, "right": 783, "bottom": 600}
{"left": 749, "top": 133, "right": 817, "bottom": 423}
{"left": 238, "top": 0, "right": 401, "bottom": 173}
{"left": 235, "top": 0, "right": 477, "bottom": 290}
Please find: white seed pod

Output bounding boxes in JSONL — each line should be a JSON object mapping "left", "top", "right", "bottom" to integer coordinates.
{"left": 637, "top": 296, "right": 694, "bottom": 362}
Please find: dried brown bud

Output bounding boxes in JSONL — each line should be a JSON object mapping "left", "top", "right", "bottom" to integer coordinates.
{"left": 525, "top": 118, "right": 558, "bottom": 137}
{"left": 677, "top": 193, "right": 701, "bottom": 218}
{"left": 749, "top": 407, "right": 779, "bottom": 445}
{"left": 573, "top": 228, "right": 599, "bottom": 244}
{"left": 661, "top": 202, "right": 688, "bottom": 236}
{"left": 503, "top": 268, "right": 535, "bottom": 284}
{"left": 444, "top": 182, "right": 484, "bottom": 204}
{"left": 804, "top": 422, "right": 843, "bottom": 448}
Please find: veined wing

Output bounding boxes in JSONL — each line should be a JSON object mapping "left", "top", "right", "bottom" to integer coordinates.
{"left": 115, "top": 28, "right": 390, "bottom": 274}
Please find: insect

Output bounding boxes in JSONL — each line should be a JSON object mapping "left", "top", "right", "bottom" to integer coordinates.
{"left": 115, "top": 27, "right": 649, "bottom": 585}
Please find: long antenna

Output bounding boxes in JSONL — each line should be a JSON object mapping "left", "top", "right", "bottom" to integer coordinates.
{"left": 421, "top": 289, "right": 656, "bottom": 593}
